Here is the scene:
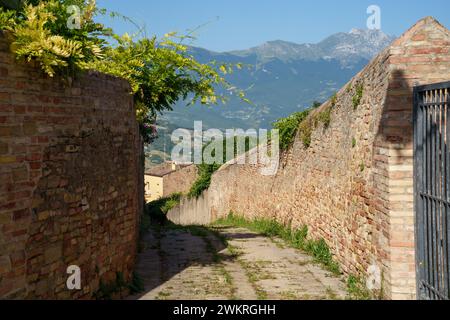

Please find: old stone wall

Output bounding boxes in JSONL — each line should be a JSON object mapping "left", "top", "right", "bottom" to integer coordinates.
{"left": 163, "top": 165, "right": 198, "bottom": 197}
{"left": 207, "top": 46, "right": 393, "bottom": 296}
{"left": 169, "top": 18, "right": 450, "bottom": 300}
{"left": 167, "top": 191, "right": 212, "bottom": 226}
{"left": 382, "top": 18, "right": 450, "bottom": 299}
{"left": 0, "top": 34, "right": 142, "bottom": 299}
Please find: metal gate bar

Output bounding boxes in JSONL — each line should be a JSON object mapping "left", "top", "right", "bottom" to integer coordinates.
{"left": 414, "top": 81, "right": 450, "bottom": 300}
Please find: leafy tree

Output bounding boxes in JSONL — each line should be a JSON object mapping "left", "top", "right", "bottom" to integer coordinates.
{"left": 0, "top": 0, "right": 24, "bottom": 10}
{"left": 88, "top": 33, "right": 235, "bottom": 123}
{"left": 0, "top": 0, "right": 246, "bottom": 143}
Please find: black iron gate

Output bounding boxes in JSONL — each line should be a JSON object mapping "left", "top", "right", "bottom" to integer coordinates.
{"left": 414, "top": 81, "right": 450, "bottom": 300}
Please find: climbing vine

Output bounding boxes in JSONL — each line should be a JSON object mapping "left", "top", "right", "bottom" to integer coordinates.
{"left": 273, "top": 109, "right": 311, "bottom": 151}
{"left": 352, "top": 83, "right": 364, "bottom": 110}
{"left": 273, "top": 101, "right": 321, "bottom": 151}
{"left": 272, "top": 95, "right": 341, "bottom": 152}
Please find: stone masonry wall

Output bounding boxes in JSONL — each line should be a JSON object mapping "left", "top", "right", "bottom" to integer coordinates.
{"left": 0, "top": 34, "right": 141, "bottom": 299}
{"left": 167, "top": 191, "right": 212, "bottom": 226}
{"left": 383, "top": 18, "right": 450, "bottom": 299}
{"left": 207, "top": 46, "right": 393, "bottom": 297}
{"left": 170, "top": 18, "right": 450, "bottom": 300}
{"left": 163, "top": 165, "right": 198, "bottom": 198}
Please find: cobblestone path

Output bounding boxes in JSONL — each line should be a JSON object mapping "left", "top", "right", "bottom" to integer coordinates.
{"left": 128, "top": 226, "right": 347, "bottom": 300}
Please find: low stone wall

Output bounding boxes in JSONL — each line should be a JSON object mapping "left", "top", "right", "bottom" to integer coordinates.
{"left": 167, "top": 191, "right": 212, "bottom": 226}
{"left": 0, "top": 35, "right": 142, "bottom": 299}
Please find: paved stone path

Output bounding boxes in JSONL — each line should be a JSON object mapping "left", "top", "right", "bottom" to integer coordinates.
{"left": 128, "top": 226, "right": 347, "bottom": 300}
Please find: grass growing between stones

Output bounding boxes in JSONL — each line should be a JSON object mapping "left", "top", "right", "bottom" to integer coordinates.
{"left": 346, "top": 275, "right": 373, "bottom": 300}
{"left": 214, "top": 213, "right": 341, "bottom": 275}
{"left": 239, "top": 260, "right": 269, "bottom": 300}
{"left": 352, "top": 83, "right": 364, "bottom": 110}
{"left": 162, "top": 223, "right": 238, "bottom": 299}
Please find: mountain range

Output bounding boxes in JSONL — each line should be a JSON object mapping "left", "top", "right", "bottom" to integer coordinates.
{"left": 162, "top": 28, "right": 394, "bottom": 130}
{"left": 149, "top": 28, "right": 395, "bottom": 164}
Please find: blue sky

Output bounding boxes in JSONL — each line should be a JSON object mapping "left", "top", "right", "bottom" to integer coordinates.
{"left": 97, "top": 0, "right": 450, "bottom": 52}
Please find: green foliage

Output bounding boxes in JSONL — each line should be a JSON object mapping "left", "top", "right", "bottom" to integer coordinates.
{"left": 146, "top": 193, "right": 181, "bottom": 224}
{"left": 298, "top": 119, "right": 313, "bottom": 148}
{"left": 352, "top": 137, "right": 357, "bottom": 148}
{"left": 5, "top": 1, "right": 106, "bottom": 77}
{"left": 311, "top": 100, "right": 322, "bottom": 109}
{"left": 273, "top": 100, "right": 323, "bottom": 151}
{"left": 273, "top": 109, "right": 310, "bottom": 151}
{"left": 187, "top": 136, "right": 255, "bottom": 198}
{"left": 330, "top": 93, "right": 338, "bottom": 107}
{"left": 94, "top": 271, "right": 129, "bottom": 300}
{"left": 188, "top": 163, "right": 221, "bottom": 198}
{"left": 160, "top": 193, "right": 182, "bottom": 213}
{"left": 128, "top": 272, "right": 145, "bottom": 295}
{"left": 0, "top": 1, "right": 247, "bottom": 138}
{"left": 1, "top": 0, "right": 38, "bottom": 10}
{"left": 273, "top": 99, "right": 335, "bottom": 151}
{"left": 316, "top": 107, "right": 332, "bottom": 128}
{"left": 89, "top": 33, "right": 243, "bottom": 122}
{"left": 304, "top": 238, "right": 339, "bottom": 273}
{"left": 316, "top": 93, "right": 336, "bottom": 129}
{"left": 215, "top": 213, "right": 341, "bottom": 275}
{"left": 0, "top": 6, "right": 16, "bottom": 30}
{"left": 347, "top": 275, "right": 372, "bottom": 300}
{"left": 352, "top": 83, "right": 364, "bottom": 110}
{"left": 359, "top": 162, "right": 365, "bottom": 172}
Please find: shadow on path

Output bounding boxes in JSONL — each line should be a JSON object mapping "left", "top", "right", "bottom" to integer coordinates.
{"left": 128, "top": 223, "right": 347, "bottom": 300}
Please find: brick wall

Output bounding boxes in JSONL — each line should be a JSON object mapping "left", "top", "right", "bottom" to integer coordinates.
{"left": 0, "top": 34, "right": 142, "bottom": 299}
{"left": 383, "top": 17, "right": 450, "bottom": 299}
{"left": 170, "top": 17, "right": 450, "bottom": 299}
{"left": 207, "top": 46, "right": 393, "bottom": 296}
{"left": 163, "top": 165, "right": 198, "bottom": 197}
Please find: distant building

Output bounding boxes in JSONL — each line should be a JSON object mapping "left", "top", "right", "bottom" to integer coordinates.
{"left": 144, "top": 162, "right": 198, "bottom": 202}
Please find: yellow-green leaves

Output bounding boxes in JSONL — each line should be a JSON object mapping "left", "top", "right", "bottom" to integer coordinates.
{"left": 0, "top": 7, "right": 16, "bottom": 31}
{"left": 0, "top": 0, "right": 248, "bottom": 128}
{"left": 219, "top": 64, "right": 227, "bottom": 74}
{"left": 6, "top": 0, "right": 106, "bottom": 77}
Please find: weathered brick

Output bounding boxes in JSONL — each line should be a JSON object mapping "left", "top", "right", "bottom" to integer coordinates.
{"left": 12, "top": 209, "right": 30, "bottom": 221}
{"left": 44, "top": 245, "right": 62, "bottom": 264}
{"left": 0, "top": 256, "right": 11, "bottom": 274}
{"left": 0, "top": 32, "right": 139, "bottom": 300}
{"left": 22, "top": 122, "right": 37, "bottom": 136}
{"left": 0, "top": 92, "right": 10, "bottom": 103}
{"left": 0, "top": 67, "right": 7, "bottom": 77}
{"left": 0, "top": 212, "right": 11, "bottom": 224}
{"left": 0, "top": 141, "right": 8, "bottom": 154}
{"left": 0, "top": 156, "right": 16, "bottom": 164}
